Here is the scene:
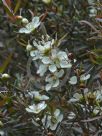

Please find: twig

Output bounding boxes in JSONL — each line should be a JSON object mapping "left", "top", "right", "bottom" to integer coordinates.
{"left": 79, "top": 20, "right": 99, "bottom": 33}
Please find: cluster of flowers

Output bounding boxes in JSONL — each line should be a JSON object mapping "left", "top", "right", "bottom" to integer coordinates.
{"left": 68, "top": 88, "right": 102, "bottom": 117}
{"left": 26, "top": 90, "right": 63, "bottom": 130}
{"left": 19, "top": 16, "right": 73, "bottom": 130}
{"left": 30, "top": 38, "right": 72, "bottom": 91}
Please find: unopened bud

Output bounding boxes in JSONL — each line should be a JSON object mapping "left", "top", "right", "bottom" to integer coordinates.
{"left": 22, "top": 18, "right": 29, "bottom": 24}
{"left": 42, "top": 0, "right": 52, "bottom": 4}
{"left": 26, "top": 44, "right": 32, "bottom": 51}
{"left": 2, "top": 73, "right": 10, "bottom": 79}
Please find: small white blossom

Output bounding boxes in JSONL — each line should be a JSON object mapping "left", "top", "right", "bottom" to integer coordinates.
{"left": 44, "top": 49, "right": 72, "bottom": 73}
{"left": 45, "top": 69, "right": 64, "bottom": 91}
{"left": 80, "top": 74, "right": 90, "bottom": 81}
{"left": 69, "top": 74, "right": 90, "bottom": 85}
{"left": 69, "top": 88, "right": 89, "bottom": 103}
{"left": 26, "top": 101, "right": 47, "bottom": 114}
{"left": 28, "top": 91, "right": 49, "bottom": 100}
{"left": 19, "top": 16, "right": 41, "bottom": 34}
{"left": 69, "top": 93, "right": 83, "bottom": 103}
{"left": 42, "top": 109, "right": 63, "bottom": 130}
{"left": 30, "top": 39, "right": 53, "bottom": 61}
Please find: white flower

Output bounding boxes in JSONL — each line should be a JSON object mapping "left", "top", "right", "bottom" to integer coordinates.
{"left": 42, "top": 109, "right": 63, "bottom": 130}
{"left": 44, "top": 49, "right": 72, "bottom": 73}
{"left": 51, "top": 49, "right": 72, "bottom": 69}
{"left": 30, "top": 39, "right": 53, "bottom": 61}
{"left": 68, "top": 89, "right": 88, "bottom": 103}
{"left": 45, "top": 69, "right": 64, "bottom": 91}
{"left": 19, "top": 16, "right": 41, "bottom": 34}
{"left": 69, "top": 93, "right": 83, "bottom": 103}
{"left": 49, "top": 49, "right": 72, "bottom": 73}
{"left": 80, "top": 74, "right": 90, "bottom": 81}
{"left": 28, "top": 91, "right": 49, "bottom": 100}
{"left": 26, "top": 101, "right": 47, "bottom": 114}
{"left": 69, "top": 74, "right": 90, "bottom": 85}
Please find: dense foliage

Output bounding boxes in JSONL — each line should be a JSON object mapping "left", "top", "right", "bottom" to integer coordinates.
{"left": 0, "top": 0, "right": 102, "bottom": 136}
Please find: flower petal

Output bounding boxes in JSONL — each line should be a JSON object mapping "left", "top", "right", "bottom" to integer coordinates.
{"left": 49, "top": 64, "right": 57, "bottom": 73}
{"left": 58, "top": 114, "right": 63, "bottom": 122}
{"left": 19, "top": 28, "right": 30, "bottom": 34}
{"left": 41, "top": 95, "right": 49, "bottom": 100}
{"left": 58, "top": 51, "right": 68, "bottom": 60}
{"left": 45, "top": 83, "right": 52, "bottom": 91}
{"left": 42, "top": 57, "right": 51, "bottom": 64}
{"left": 26, "top": 107, "right": 34, "bottom": 113}
{"left": 32, "top": 16, "right": 41, "bottom": 28}
{"left": 37, "top": 101, "right": 47, "bottom": 111}
{"left": 69, "top": 76, "right": 77, "bottom": 85}
{"left": 37, "top": 45, "right": 45, "bottom": 52}
{"left": 26, "top": 102, "right": 47, "bottom": 114}
{"left": 51, "top": 49, "right": 57, "bottom": 59}
{"left": 37, "top": 64, "right": 47, "bottom": 76}
{"left": 60, "top": 61, "right": 72, "bottom": 68}
{"left": 26, "top": 22, "right": 34, "bottom": 31}
{"left": 52, "top": 79, "right": 59, "bottom": 88}
{"left": 42, "top": 115, "right": 51, "bottom": 128}
{"left": 45, "top": 75, "right": 53, "bottom": 82}
{"left": 54, "top": 109, "right": 60, "bottom": 117}
{"left": 30, "top": 50, "right": 41, "bottom": 60}
{"left": 80, "top": 74, "right": 90, "bottom": 81}
{"left": 33, "top": 41, "right": 39, "bottom": 47}
{"left": 50, "top": 123, "right": 58, "bottom": 130}
{"left": 55, "top": 69, "right": 64, "bottom": 78}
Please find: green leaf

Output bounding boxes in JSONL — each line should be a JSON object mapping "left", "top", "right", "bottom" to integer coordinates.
{"left": 14, "top": 0, "right": 21, "bottom": 14}
{"left": 0, "top": 53, "right": 12, "bottom": 73}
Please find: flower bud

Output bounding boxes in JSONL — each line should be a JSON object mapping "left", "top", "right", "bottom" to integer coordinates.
{"left": 16, "top": 15, "right": 22, "bottom": 20}
{"left": 2, "top": 73, "right": 10, "bottom": 79}
{"left": 0, "top": 121, "right": 3, "bottom": 127}
{"left": 26, "top": 44, "right": 32, "bottom": 51}
{"left": 22, "top": 18, "right": 29, "bottom": 24}
{"left": 42, "top": 0, "right": 52, "bottom": 4}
